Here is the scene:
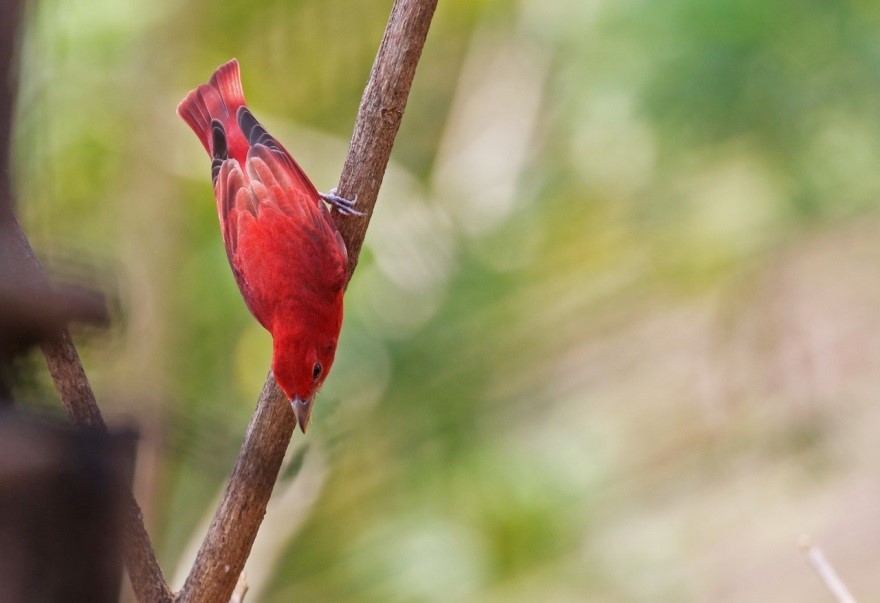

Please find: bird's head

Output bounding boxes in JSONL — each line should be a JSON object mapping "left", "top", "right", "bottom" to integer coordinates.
{"left": 272, "top": 329, "right": 339, "bottom": 433}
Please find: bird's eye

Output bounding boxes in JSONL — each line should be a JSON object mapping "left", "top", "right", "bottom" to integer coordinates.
{"left": 312, "top": 362, "right": 322, "bottom": 380}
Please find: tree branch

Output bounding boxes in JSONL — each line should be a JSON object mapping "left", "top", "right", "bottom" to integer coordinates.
{"left": 174, "top": 0, "right": 438, "bottom": 601}
{"left": 0, "top": 1, "right": 172, "bottom": 601}
{"left": 7, "top": 87, "right": 174, "bottom": 603}
{"left": 334, "top": 0, "right": 440, "bottom": 276}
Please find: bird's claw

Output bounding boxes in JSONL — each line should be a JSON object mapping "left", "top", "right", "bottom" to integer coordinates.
{"left": 320, "top": 188, "right": 364, "bottom": 216}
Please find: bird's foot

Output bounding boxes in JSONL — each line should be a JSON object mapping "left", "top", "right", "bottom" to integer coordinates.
{"left": 320, "top": 188, "right": 364, "bottom": 216}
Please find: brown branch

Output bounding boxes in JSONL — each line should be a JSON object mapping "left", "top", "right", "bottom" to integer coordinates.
{"left": 1, "top": 1, "right": 172, "bottom": 601}
{"left": 6, "top": 100, "right": 173, "bottom": 603}
{"left": 174, "top": 0, "right": 438, "bottom": 601}
{"left": 174, "top": 374, "right": 291, "bottom": 602}
{"left": 334, "top": 0, "right": 440, "bottom": 275}
{"left": 41, "top": 331, "right": 106, "bottom": 428}
{"left": 44, "top": 342, "right": 173, "bottom": 603}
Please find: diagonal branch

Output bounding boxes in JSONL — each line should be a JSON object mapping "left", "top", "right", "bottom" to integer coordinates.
{"left": 333, "top": 0, "right": 440, "bottom": 275}
{"left": 174, "top": 0, "right": 438, "bottom": 601}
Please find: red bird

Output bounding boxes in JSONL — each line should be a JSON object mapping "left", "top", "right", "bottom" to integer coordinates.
{"left": 177, "top": 59, "right": 359, "bottom": 432}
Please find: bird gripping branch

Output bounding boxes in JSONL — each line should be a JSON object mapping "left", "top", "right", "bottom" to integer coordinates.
{"left": 177, "top": 59, "right": 361, "bottom": 432}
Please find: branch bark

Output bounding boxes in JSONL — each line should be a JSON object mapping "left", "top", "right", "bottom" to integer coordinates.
{"left": 174, "top": 0, "right": 438, "bottom": 601}
{"left": 47, "top": 352, "right": 173, "bottom": 603}
{"left": 334, "top": 0, "right": 440, "bottom": 276}
{"left": 1, "top": 1, "right": 172, "bottom": 601}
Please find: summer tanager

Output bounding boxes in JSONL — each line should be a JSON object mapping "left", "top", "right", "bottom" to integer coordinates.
{"left": 177, "top": 59, "right": 359, "bottom": 432}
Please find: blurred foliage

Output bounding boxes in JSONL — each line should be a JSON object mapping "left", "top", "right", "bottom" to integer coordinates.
{"left": 12, "top": 0, "right": 880, "bottom": 601}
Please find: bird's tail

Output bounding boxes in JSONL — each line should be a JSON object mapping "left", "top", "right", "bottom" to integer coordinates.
{"left": 177, "top": 59, "right": 246, "bottom": 156}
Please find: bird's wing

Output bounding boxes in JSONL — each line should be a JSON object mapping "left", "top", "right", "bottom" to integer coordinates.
{"left": 212, "top": 142, "right": 348, "bottom": 326}
{"left": 216, "top": 108, "right": 347, "bottom": 259}
{"left": 236, "top": 106, "right": 323, "bottom": 208}
{"left": 212, "top": 158, "right": 265, "bottom": 323}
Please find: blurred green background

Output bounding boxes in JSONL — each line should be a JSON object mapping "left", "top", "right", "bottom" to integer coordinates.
{"left": 12, "top": 0, "right": 880, "bottom": 601}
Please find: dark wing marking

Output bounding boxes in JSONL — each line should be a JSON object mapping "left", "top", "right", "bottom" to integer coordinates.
{"left": 237, "top": 106, "right": 281, "bottom": 151}
{"left": 235, "top": 106, "right": 321, "bottom": 199}
{"left": 210, "top": 119, "right": 229, "bottom": 185}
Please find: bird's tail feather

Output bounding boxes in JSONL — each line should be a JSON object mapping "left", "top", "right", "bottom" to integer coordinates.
{"left": 177, "top": 59, "right": 246, "bottom": 156}
{"left": 209, "top": 59, "right": 246, "bottom": 113}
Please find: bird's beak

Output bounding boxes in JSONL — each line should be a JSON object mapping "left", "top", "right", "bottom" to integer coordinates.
{"left": 291, "top": 396, "right": 313, "bottom": 433}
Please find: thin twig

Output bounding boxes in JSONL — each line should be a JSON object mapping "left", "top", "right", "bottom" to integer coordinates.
{"left": 174, "top": 1, "right": 437, "bottom": 601}
{"left": 800, "top": 536, "right": 858, "bottom": 603}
